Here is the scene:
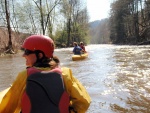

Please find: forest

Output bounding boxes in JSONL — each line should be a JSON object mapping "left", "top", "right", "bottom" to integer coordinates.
{"left": 0, "top": 0, "right": 89, "bottom": 54}
{"left": 109, "top": 0, "right": 150, "bottom": 44}
{"left": 90, "top": 0, "right": 150, "bottom": 45}
{"left": 0, "top": 0, "right": 150, "bottom": 55}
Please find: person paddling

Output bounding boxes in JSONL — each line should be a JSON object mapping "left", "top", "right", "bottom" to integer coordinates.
{"left": 80, "top": 42, "right": 86, "bottom": 53}
{"left": 0, "top": 35, "right": 91, "bottom": 113}
{"left": 73, "top": 42, "right": 82, "bottom": 55}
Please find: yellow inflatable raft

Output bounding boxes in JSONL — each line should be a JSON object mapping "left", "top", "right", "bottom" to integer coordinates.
{"left": 0, "top": 87, "right": 10, "bottom": 103}
{"left": 72, "top": 53, "right": 88, "bottom": 61}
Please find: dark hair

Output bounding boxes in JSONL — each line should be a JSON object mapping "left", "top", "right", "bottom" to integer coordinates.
{"left": 73, "top": 42, "right": 78, "bottom": 46}
{"left": 49, "top": 56, "right": 60, "bottom": 69}
{"left": 33, "top": 50, "right": 51, "bottom": 67}
{"left": 80, "top": 42, "right": 83, "bottom": 44}
{"left": 52, "top": 56, "right": 60, "bottom": 64}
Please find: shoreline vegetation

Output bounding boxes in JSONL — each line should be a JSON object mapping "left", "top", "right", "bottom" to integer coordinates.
{"left": 1, "top": 0, "right": 150, "bottom": 57}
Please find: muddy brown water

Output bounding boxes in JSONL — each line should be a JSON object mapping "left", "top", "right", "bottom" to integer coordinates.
{"left": 0, "top": 44, "right": 150, "bottom": 113}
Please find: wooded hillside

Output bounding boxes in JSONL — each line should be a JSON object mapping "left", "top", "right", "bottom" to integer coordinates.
{"left": 89, "top": 19, "right": 111, "bottom": 44}
{"left": 89, "top": 0, "right": 150, "bottom": 45}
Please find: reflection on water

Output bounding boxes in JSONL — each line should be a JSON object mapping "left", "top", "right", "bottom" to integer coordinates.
{"left": 0, "top": 53, "right": 25, "bottom": 90}
{"left": 0, "top": 45, "right": 150, "bottom": 113}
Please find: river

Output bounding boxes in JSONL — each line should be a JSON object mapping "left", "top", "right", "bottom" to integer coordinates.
{"left": 0, "top": 44, "right": 150, "bottom": 113}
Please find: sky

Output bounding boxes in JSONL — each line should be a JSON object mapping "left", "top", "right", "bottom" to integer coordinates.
{"left": 86, "top": 0, "right": 111, "bottom": 22}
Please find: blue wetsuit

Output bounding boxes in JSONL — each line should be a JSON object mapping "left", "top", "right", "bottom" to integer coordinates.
{"left": 73, "top": 46, "right": 82, "bottom": 55}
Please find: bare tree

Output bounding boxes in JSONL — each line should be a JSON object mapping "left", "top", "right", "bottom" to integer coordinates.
{"left": 33, "top": 0, "right": 61, "bottom": 35}
{"left": 5, "top": 0, "right": 14, "bottom": 53}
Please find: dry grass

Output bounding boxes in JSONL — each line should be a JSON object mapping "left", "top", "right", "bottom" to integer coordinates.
{"left": 0, "top": 27, "right": 30, "bottom": 55}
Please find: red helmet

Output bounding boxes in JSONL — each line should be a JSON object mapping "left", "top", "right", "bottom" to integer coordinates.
{"left": 22, "top": 35, "right": 54, "bottom": 58}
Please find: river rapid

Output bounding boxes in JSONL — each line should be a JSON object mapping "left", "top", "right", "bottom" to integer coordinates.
{"left": 0, "top": 44, "right": 150, "bottom": 113}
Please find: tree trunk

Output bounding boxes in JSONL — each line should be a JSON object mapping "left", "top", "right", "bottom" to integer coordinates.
{"left": 67, "top": 18, "right": 71, "bottom": 47}
{"left": 5, "top": 0, "right": 14, "bottom": 54}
